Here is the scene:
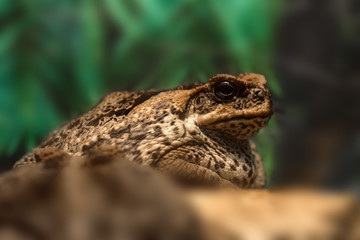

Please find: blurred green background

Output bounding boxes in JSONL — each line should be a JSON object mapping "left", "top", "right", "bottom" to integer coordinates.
{"left": 1, "top": 0, "right": 359, "bottom": 189}
{"left": 0, "top": 0, "right": 282, "bottom": 175}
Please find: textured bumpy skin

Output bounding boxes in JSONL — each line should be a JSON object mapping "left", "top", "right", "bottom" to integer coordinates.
{"left": 14, "top": 73, "right": 273, "bottom": 188}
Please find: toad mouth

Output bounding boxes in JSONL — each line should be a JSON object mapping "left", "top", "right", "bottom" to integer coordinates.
{"left": 199, "top": 108, "right": 273, "bottom": 126}
{"left": 211, "top": 112, "right": 272, "bottom": 125}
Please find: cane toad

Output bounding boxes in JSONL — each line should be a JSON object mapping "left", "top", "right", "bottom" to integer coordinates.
{"left": 14, "top": 73, "right": 273, "bottom": 188}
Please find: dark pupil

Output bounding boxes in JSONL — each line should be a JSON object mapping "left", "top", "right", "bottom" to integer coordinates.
{"left": 218, "top": 84, "right": 233, "bottom": 95}
{"left": 215, "top": 82, "right": 236, "bottom": 99}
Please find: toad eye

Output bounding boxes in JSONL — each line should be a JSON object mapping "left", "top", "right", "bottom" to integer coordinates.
{"left": 213, "top": 81, "right": 237, "bottom": 100}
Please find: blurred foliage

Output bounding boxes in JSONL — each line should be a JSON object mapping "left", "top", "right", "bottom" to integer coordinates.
{"left": 0, "top": 0, "right": 283, "bottom": 179}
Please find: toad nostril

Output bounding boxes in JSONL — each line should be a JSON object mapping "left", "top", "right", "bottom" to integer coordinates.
{"left": 254, "top": 89, "right": 264, "bottom": 97}
{"left": 254, "top": 89, "right": 263, "bottom": 96}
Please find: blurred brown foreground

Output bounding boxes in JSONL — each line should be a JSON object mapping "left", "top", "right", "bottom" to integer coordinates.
{"left": 0, "top": 149, "right": 358, "bottom": 240}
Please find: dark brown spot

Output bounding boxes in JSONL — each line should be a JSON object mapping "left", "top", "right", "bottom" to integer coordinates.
{"left": 195, "top": 96, "right": 202, "bottom": 106}
{"left": 109, "top": 126, "right": 130, "bottom": 138}
{"left": 75, "top": 129, "right": 84, "bottom": 137}
{"left": 133, "top": 134, "right": 146, "bottom": 141}
{"left": 248, "top": 169, "right": 253, "bottom": 178}
{"left": 96, "top": 138, "right": 106, "bottom": 146}
{"left": 163, "top": 141, "right": 171, "bottom": 145}
{"left": 60, "top": 131, "right": 68, "bottom": 138}
{"left": 153, "top": 125, "right": 163, "bottom": 136}
{"left": 206, "top": 161, "right": 211, "bottom": 169}
{"left": 82, "top": 141, "right": 97, "bottom": 152}
{"left": 189, "top": 131, "right": 197, "bottom": 136}
{"left": 234, "top": 159, "right": 239, "bottom": 166}
{"left": 87, "top": 117, "right": 101, "bottom": 127}
{"left": 244, "top": 157, "right": 251, "bottom": 165}
{"left": 170, "top": 106, "right": 177, "bottom": 115}
{"left": 151, "top": 152, "right": 158, "bottom": 160}
{"left": 194, "top": 154, "right": 200, "bottom": 163}
{"left": 67, "top": 119, "right": 81, "bottom": 130}
{"left": 132, "top": 150, "right": 141, "bottom": 156}
{"left": 155, "top": 114, "right": 164, "bottom": 121}
{"left": 249, "top": 175, "right": 255, "bottom": 185}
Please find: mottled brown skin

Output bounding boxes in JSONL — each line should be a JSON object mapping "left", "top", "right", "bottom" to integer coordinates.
{"left": 14, "top": 73, "right": 273, "bottom": 188}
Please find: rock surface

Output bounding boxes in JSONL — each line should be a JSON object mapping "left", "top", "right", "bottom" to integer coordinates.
{"left": 186, "top": 189, "right": 360, "bottom": 240}
{"left": 0, "top": 148, "right": 201, "bottom": 240}
{"left": 0, "top": 149, "right": 359, "bottom": 240}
